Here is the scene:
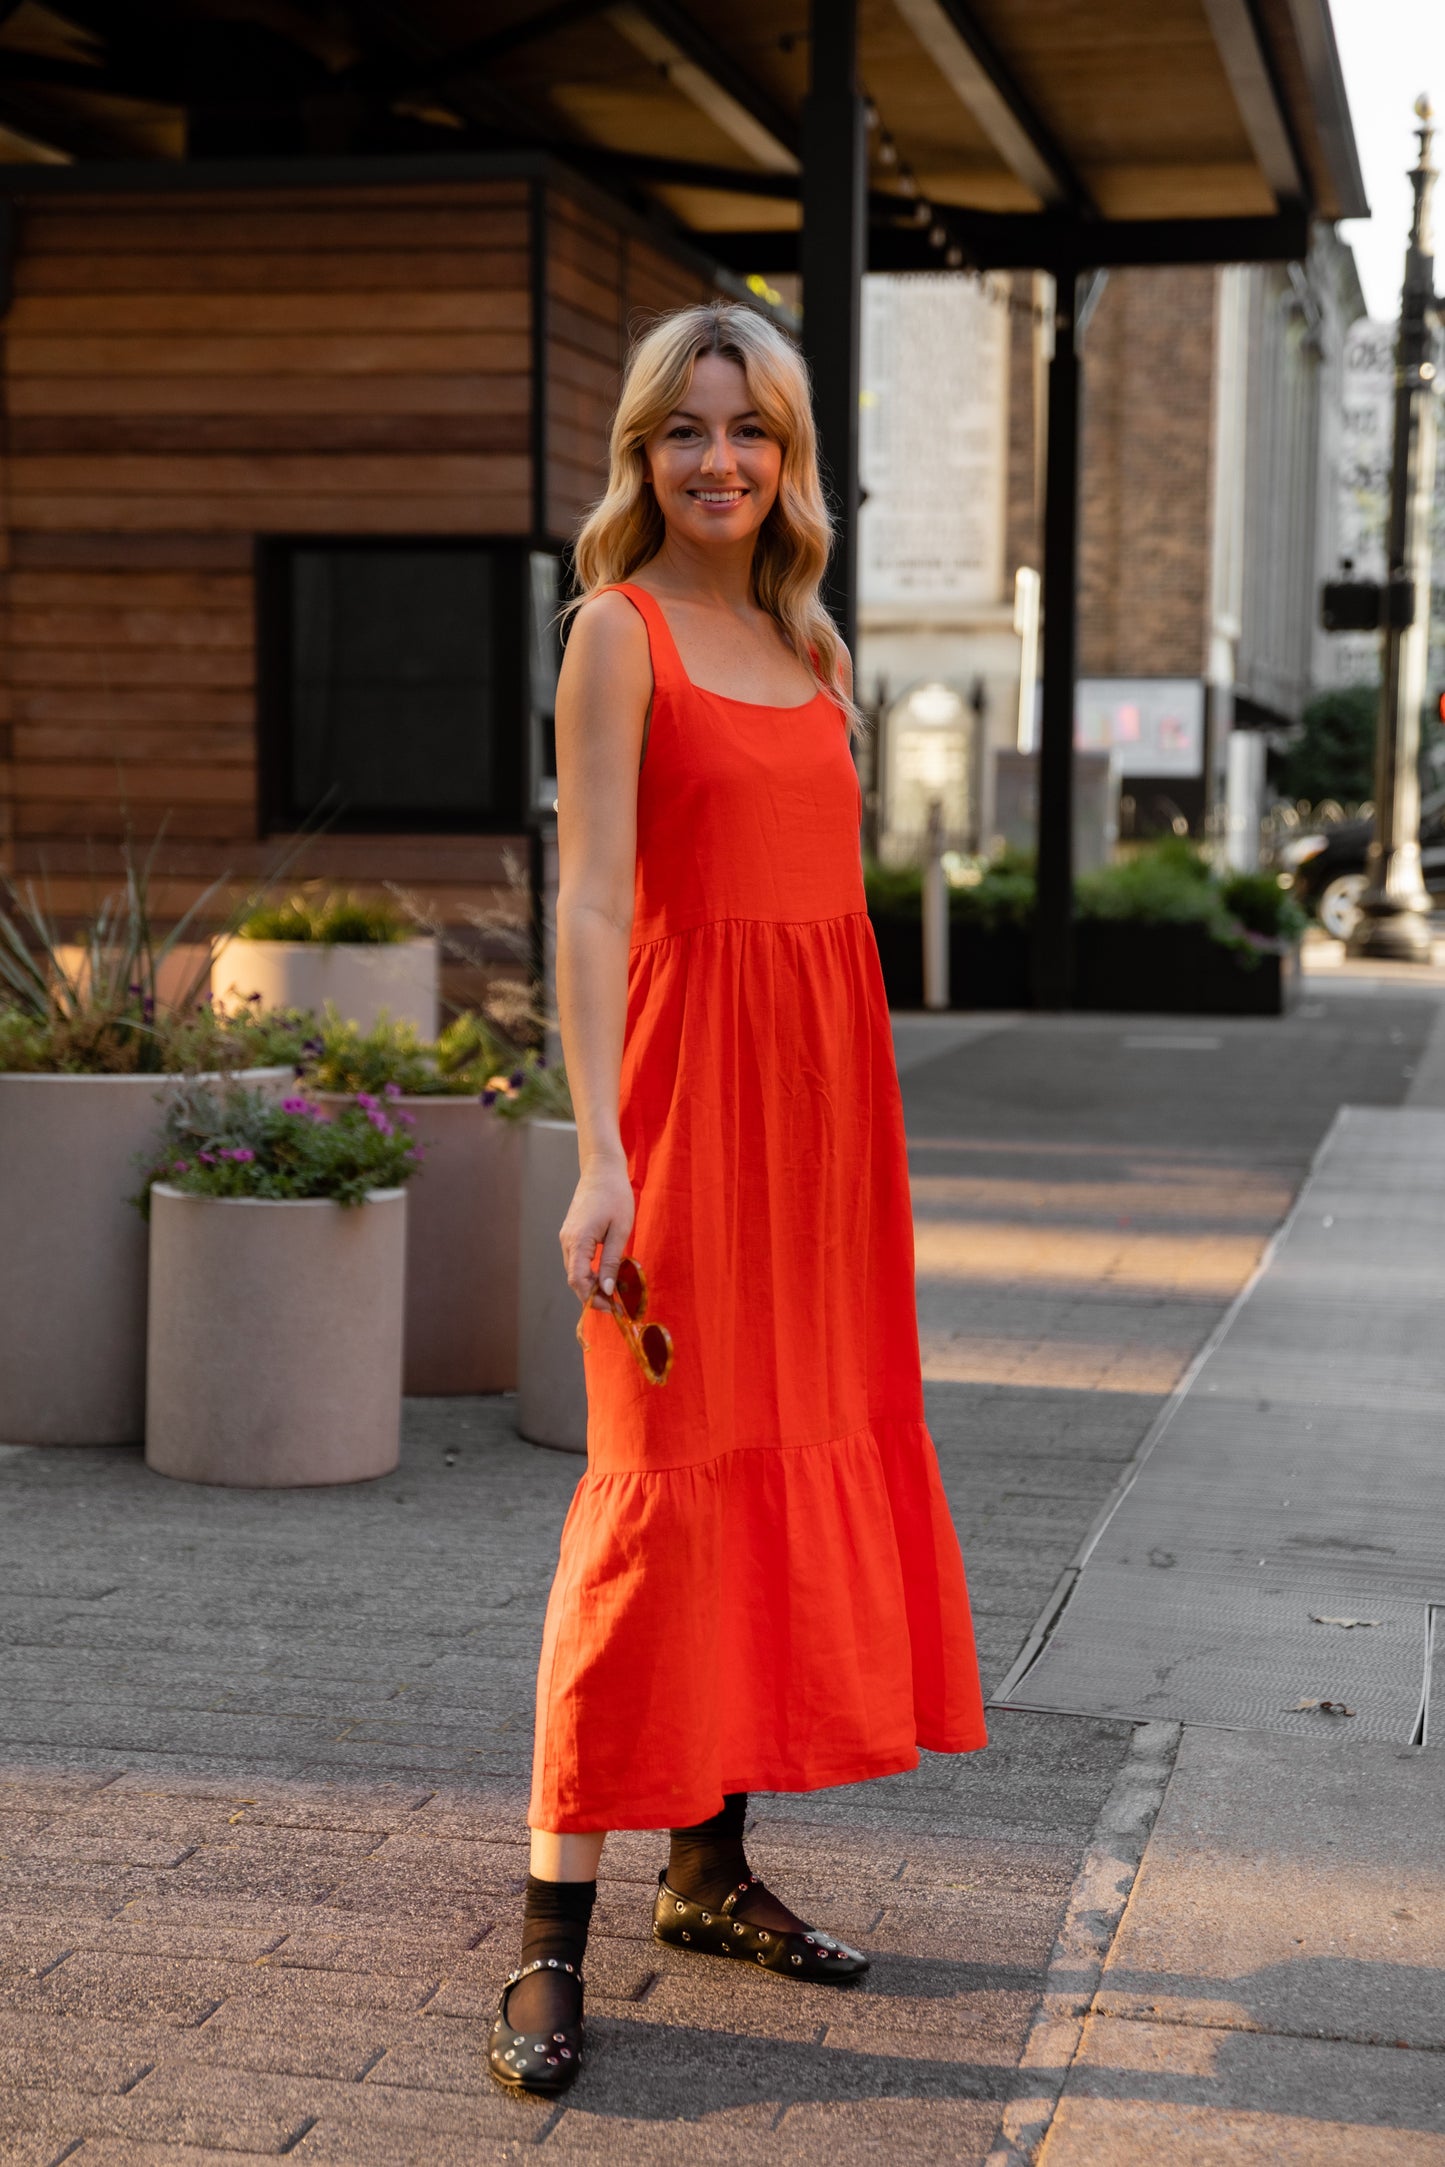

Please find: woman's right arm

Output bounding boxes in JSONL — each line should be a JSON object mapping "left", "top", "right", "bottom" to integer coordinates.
{"left": 552, "top": 590, "right": 652, "bottom": 1310}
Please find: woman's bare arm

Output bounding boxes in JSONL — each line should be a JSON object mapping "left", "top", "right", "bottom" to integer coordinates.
{"left": 553, "top": 590, "right": 652, "bottom": 1308}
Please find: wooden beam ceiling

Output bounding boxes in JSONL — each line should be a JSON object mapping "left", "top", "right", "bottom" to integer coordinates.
{"left": 0, "top": 0, "right": 1367, "bottom": 234}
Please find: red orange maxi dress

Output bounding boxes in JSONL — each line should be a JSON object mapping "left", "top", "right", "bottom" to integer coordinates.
{"left": 529, "top": 583, "right": 987, "bottom": 1833}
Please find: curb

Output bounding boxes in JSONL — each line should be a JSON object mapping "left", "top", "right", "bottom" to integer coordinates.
{"left": 985, "top": 1717, "right": 1182, "bottom": 2166}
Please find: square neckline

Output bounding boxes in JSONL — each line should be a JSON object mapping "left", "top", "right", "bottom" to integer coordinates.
{"left": 621, "top": 582, "right": 831, "bottom": 714}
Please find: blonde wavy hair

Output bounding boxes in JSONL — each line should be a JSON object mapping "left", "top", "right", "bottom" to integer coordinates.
{"left": 569, "top": 302, "right": 860, "bottom": 733}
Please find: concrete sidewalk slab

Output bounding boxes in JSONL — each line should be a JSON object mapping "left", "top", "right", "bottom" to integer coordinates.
{"left": 1003, "top": 1105, "right": 1445, "bottom": 1739}
{"left": 1035, "top": 1727, "right": 1445, "bottom": 2160}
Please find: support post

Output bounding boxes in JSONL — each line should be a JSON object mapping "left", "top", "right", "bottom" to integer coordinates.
{"left": 1347, "top": 97, "right": 1439, "bottom": 962}
{"left": 800, "top": 0, "right": 866, "bottom": 655}
{"left": 1033, "top": 271, "right": 1082, "bottom": 1008}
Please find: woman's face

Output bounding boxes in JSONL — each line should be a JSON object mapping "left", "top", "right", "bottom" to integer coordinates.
{"left": 642, "top": 353, "right": 784, "bottom": 550}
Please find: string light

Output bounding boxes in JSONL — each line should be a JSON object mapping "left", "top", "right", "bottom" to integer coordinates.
{"left": 861, "top": 80, "right": 1053, "bottom": 325}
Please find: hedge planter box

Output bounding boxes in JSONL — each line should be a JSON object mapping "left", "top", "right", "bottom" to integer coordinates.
{"left": 869, "top": 914, "right": 1031, "bottom": 1012}
{"left": 212, "top": 936, "right": 439, "bottom": 1038}
{"left": 1075, "top": 922, "right": 1297, "bottom": 1016}
{"left": 145, "top": 1184, "right": 406, "bottom": 1486}
{"left": 869, "top": 912, "right": 1296, "bottom": 1017}
{"left": 516, "top": 1118, "right": 588, "bottom": 1454}
{"left": 0, "top": 1067, "right": 289, "bottom": 1449}
{"left": 316, "top": 1092, "right": 522, "bottom": 1395}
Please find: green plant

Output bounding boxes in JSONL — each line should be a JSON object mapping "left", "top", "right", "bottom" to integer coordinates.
{"left": 239, "top": 890, "right": 412, "bottom": 945}
{"left": 491, "top": 1053, "right": 574, "bottom": 1123}
{"left": 0, "top": 840, "right": 318, "bottom": 1076}
{"left": 134, "top": 1079, "right": 424, "bottom": 1214}
{"left": 864, "top": 851, "right": 1036, "bottom": 935}
{"left": 1276, "top": 686, "right": 1378, "bottom": 806}
{"left": 296, "top": 1008, "right": 570, "bottom": 1115}
{"left": 1075, "top": 838, "right": 1225, "bottom": 928}
{"left": 303, "top": 1008, "right": 512, "bottom": 1097}
{"left": 1220, "top": 870, "right": 1309, "bottom": 943}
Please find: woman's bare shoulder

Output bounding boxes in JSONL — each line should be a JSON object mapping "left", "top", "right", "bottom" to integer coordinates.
{"left": 566, "top": 587, "right": 652, "bottom": 670}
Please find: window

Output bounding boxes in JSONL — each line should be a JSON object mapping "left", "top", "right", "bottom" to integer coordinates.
{"left": 259, "top": 541, "right": 555, "bottom": 833}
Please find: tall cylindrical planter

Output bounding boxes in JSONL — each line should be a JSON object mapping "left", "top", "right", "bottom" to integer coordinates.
{"left": 212, "top": 937, "right": 439, "bottom": 1038}
{"left": 516, "top": 1118, "right": 587, "bottom": 1453}
{"left": 314, "top": 1093, "right": 521, "bottom": 1394}
{"left": 0, "top": 1067, "right": 290, "bottom": 1448}
{"left": 145, "top": 1184, "right": 407, "bottom": 1486}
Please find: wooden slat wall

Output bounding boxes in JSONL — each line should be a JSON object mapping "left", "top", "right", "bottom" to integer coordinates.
{"left": 0, "top": 179, "right": 533, "bottom": 909}
{"left": 543, "top": 191, "right": 713, "bottom": 537}
{"left": 0, "top": 172, "right": 723, "bottom": 957}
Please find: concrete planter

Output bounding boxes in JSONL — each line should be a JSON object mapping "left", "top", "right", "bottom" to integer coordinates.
{"left": 516, "top": 1118, "right": 587, "bottom": 1453}
{"left": 212, "top": 936, "right": 439, "bottom": 1037}
{"left": 145, "top": 1184, "right": 406, "bottom": 1486}
{"left": 315, "top": 1092, "right": 521, "bottom": 1394}
{"left": 0, "top": 1066, "right": 289, "bottom": 1448}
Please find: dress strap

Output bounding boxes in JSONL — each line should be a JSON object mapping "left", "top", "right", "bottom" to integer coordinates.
{"left": 594, "top": 582, "right": 688, "bottom": 700}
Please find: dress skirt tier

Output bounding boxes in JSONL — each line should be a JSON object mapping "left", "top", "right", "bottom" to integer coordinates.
{"left": 529, "top": 583, "right": 987, "bottom": 1832}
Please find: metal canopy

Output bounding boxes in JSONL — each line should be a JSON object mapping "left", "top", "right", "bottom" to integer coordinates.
{"left": 0, "top": 1, "right": 1370, "bottom": 1007}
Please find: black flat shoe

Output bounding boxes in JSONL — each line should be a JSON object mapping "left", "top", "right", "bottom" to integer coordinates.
{"left": 652, "top": 1871, "right": 869, "bottom": 1982}
{"left": 486, "top": 1957, "right": 585, "bottom": 2096}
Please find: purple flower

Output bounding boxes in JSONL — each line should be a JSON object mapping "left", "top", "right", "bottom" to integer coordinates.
{"left": 128, "top": 983, "right": 143, "bottom": 997}
{"left": 172, "top": 1159, "right": 190, "bottom": 1175}
{"left": 537, "top": 1055, "right": 548, "bottom": 1069}
{"left": 365, "top": 1109, "right": 393, "bottom": 1135}
{"left": 281, "top": 1096, "right": 309, "bottom": 1113}
{"left": 382, "top": 1081, "right": 402, "bottom": 1100}
{"left": 397, "top": 1110, "right": 416, "bottom": 1128}
{"left": 481, "top": 1089, "right": 498, "bottom": 1107}
{"left": 355, "top": 1092, "right": 378, "bottom": 1111}
{"left": 509, "top": 1069, "right": 526, "bottom": 1088}
{"left": 245, "top": 991, "right": 262, "bottom": 1005}
{"left": 220, "top": 1146, "right": 256, "bottom": 1164}
{"left": 405, "top": 1147, "right": 424, "bottom": 1162}
{"left": 199, "top": 1150, "right": 216, "bottom": 1166}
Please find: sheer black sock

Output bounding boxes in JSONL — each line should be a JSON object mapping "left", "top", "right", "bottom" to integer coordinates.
{"left": 666, "top": 1794, "right": 807, "bottom": 1935}
{"left": 667, "top": 1791, "right": 749, "bottom": 1910}
{"left": 506, "top": 1874, "right": 593, "bottom": 2036}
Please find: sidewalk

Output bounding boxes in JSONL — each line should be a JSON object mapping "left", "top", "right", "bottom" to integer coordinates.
{"left": 0, "top": 976, "right": 1441, "bottom": 2166}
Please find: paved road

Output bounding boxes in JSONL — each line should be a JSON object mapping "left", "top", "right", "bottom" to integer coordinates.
{"left": 0, "top": 983, "right": 1436, "bottom": 2165}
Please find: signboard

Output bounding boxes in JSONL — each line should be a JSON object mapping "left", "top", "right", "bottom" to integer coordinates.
{"left": 1075, "top": 678, "right": 1205, "bottom": 777}
{"left": 859, "top": 272, "right": 1008, "bottom": 614}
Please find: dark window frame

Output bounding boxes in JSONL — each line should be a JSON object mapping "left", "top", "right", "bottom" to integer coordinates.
{"left": 255, "top": 534, "right": 536, "bottom": 837}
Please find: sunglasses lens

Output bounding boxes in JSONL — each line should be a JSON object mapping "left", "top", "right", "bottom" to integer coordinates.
{"left": 615, "top": 1256, "right": 645, "bottom": 1320}
{"left": 640, "top": 1322, "right": 670, "bottom": 1378}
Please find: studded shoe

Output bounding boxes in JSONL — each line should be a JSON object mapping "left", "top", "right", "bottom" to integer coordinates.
{"left": 486, "top": 1957, "right": 584, "bottom": 2096}
{"left": 652, "top": 1871, "right": 869, "bottom": 1981}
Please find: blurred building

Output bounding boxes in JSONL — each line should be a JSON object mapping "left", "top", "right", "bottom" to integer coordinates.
{"left": 859, "top": 227, "right": 1367, "bottom": 867}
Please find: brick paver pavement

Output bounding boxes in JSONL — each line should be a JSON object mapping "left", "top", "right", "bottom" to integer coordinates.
{"left": 0, "top": 984, "right": 1435, "bottom": 2166}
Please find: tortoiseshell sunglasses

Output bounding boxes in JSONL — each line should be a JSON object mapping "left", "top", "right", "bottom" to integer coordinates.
{"left": 575, "top": 1254, "right": 675, "bottom": 1385}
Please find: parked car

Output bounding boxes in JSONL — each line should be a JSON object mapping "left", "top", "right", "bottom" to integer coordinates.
{"left": 1277, "top": 785, "right": 1445, "bottom": 938}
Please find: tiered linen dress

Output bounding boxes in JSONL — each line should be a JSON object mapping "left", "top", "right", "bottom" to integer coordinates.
{"left": 529, "top": 583, "right": 987, "bottom": 1833}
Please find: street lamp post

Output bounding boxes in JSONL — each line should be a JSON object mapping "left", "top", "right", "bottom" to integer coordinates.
{"left": 1348, "top": 96, "right": 1442, "bottom": 961}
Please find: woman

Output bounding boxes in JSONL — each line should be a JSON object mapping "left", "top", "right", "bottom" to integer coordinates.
{"left": 489, "top": 302, "right": 987, "bottom": 2097}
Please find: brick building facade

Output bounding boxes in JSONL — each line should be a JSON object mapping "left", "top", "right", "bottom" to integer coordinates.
{"left": 860, "top": 234, "right": 1363, "bottom": 860}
